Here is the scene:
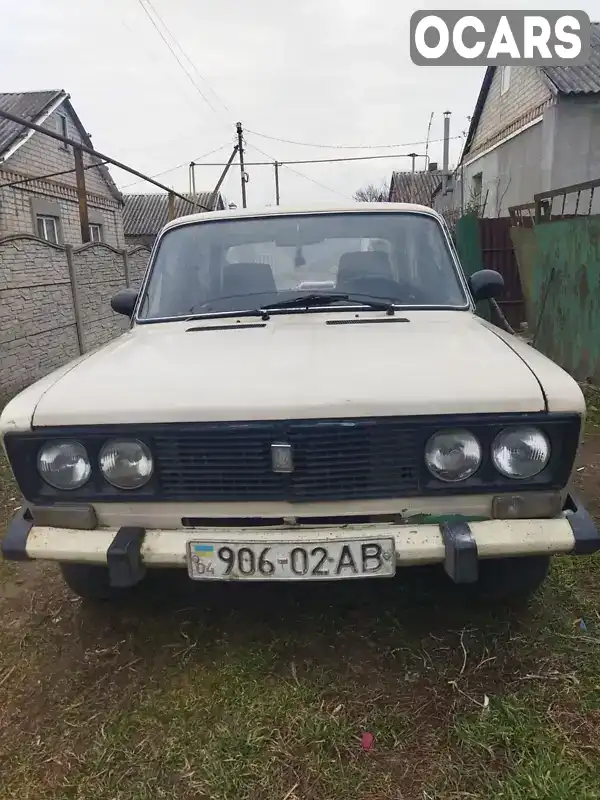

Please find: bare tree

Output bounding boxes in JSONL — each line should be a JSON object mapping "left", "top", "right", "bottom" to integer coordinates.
{"left": 354, "top": 181, "right": 390, "bottom": 203}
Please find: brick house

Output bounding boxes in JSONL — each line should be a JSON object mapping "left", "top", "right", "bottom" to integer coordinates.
{"left": 442, "top": 22, "right": 600, "bottom": 218}
{"left": 123, "top": 191, "right": 225, "bottom": 249}
{"left": 0, "top": 90, "right": 124, "bottom": 246}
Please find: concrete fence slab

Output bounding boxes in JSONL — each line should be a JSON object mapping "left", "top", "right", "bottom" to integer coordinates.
{"left": 0, "top": 234, "right": 151, "bottom": 396}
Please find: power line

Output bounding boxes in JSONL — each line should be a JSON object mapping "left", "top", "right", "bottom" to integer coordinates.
{"left": 246, "top": 141, "right": 353, "bottom": 201}
{"left": 0, "top": 160, "right": 109, "bottom": 189}
{"left": 109, "top": 0, "right": 231, "bottom": 139}
{"left": 0, "top": 105, "right": 212, "bottom": 210}
{"left": 282, "top": 163, "right": 354, "bottom": 200}
{"left": 135, "top": 0, "right": 221, "bottom": 115}
{"left": 191, "top": 151, "right": 429, "bottom": 167}
{"left": 244, "top": 128, "right": 463, "bottom": 150}
{"left": 141, "top": 0, "right": 231, "bottom": 116}
{"left": 111, "top": 2, "right": 192, "bottom": 112}
{"left": 124, "top": 143, "right": 436, "bottom": 196}
{"left": 119, "top": 143, "right": 231, "bottom": 189}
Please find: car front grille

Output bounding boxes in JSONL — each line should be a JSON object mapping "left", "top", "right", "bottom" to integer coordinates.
{"left": 153, "top": 418, "right": 420, "bottom": 501}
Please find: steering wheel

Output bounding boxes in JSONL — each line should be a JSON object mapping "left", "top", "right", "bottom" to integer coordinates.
{"left": 339, "top": 275, "right": 428, "bottom": 305}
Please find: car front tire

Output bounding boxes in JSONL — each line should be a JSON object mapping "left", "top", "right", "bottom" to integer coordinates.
{"left": 468, "top": 555, "right": 551, "bottom": 603}
{"left": 59, "top": 562, "right": 138, "bottom": 602}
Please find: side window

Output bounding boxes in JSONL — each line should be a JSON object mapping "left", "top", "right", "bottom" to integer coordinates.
{"left": 57, "top": 115, "right": 69, "bottom": 150}
{"left": 500, "top": 66, "right": 511, "bottom": 95}
{"left": 143, "top": 227, "right": 212, "bottom": 318}
{"left": 37, "top": 215, "right": 59, "bottom": 244}
{"left": 471, "top": 173, "right": 483, "bottom": 206}
{"left": 89, "top": 223, "right": 103, "bottom": 242}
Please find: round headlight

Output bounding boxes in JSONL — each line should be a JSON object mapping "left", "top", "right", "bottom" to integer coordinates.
{"left": 99, "top": 440, "right": 153, "bottom": 489}
{"left": 38, "top": 441, "right": 91, "bottom": 490}
{"left": 425, "top": 429, "right": 482, "bottom": 482}
{"left": 492, "top": 427, "right": 550, "bottom": 479}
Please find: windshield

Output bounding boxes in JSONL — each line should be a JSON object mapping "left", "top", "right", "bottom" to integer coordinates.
{"left": 137, "top": 211, "right": 468, "bottom": 321}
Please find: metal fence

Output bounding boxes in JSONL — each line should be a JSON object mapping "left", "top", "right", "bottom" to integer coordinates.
{"left": 509, "top": 176, "right": 600, "bottom": 227}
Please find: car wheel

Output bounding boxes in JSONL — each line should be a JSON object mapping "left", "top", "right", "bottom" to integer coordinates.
{"left": 59, "top": 562, "right": 138, "bottom": 601}
{"left": 467, "top": 555, "right": 551, "bottom": 604}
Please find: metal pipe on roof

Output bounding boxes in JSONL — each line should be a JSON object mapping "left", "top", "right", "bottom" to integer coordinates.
{"left": 0, "top": 106, "right": 211, "bottom": 211}
{"left": 407, "top": 153, "right": 417, "bottom": 202}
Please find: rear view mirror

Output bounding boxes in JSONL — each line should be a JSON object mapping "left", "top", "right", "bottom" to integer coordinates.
{"left": 469, "top": 270, "right": 504, "bottom": 302}
{"left": 111, "top": 288, "right": 139, "bottom": 317}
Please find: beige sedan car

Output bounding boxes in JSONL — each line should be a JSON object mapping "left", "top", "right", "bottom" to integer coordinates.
{"left": 2, "top": 203, "right": 597, "bottom": 602}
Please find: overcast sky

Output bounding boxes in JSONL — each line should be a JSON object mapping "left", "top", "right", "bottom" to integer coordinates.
{"left": 1, "top": 0, "right": 597, "bottom": 207}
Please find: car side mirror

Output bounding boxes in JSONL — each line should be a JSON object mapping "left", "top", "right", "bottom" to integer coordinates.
{"left": 111, "top": 288, "right": 139, "bottom": 317}
{"left": 468, "top": 270, "right": 504, "bottom": 302}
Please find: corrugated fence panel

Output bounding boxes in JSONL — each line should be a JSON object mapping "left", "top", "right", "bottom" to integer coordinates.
{"left": 510, "top": 226, "right": 539, "bottom": 328}
{"left": 511, "top": 215, "right": 600, "bottom": 381}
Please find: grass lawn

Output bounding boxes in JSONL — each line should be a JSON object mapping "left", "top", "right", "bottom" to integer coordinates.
{"left": 1, "top": 418, "right": 600, "bottom": 799}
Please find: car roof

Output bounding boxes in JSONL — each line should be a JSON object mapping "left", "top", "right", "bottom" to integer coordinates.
{"left": 160, "top": 201, "right": 442, "bottom": 233}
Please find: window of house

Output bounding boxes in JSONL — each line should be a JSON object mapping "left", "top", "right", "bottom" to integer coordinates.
{"left": 57, "top": 114, "right": 69, "bottom": 149}
{"left": 470, "top": 173, "right": 483, "bottom": 211}
{"left": 37, "top": 215, "right": 59, "bottom": 244}
{"left": 89, "top": 223, "right": 103, "bottom": 242}
{"left": 500, "top": 66, "right": 511, "bottom": 95}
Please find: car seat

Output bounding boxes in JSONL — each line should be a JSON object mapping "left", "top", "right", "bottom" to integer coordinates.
{"left": 336, "top": 251, "right": 394, "bottom": 292}
{"left": 221, "top": 262, "right": 277, "bottom": 297}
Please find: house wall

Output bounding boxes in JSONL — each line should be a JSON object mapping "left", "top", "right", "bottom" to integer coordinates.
{"left": 0, "top": 176, "right": 124, "bottom": 247}
{"left": 0, "top": 234, "right": 151, "bottom": 398}
{"left": 4, "top": 105, "right": 113, "bottom": 198}
{"left": 456, "top": 94, "right": 600, "bottom": 218}
{"left": 0, "top": 103, "right": 124, "bottom": 247}
{"left": 549, "top": 96, "right": 600, "bottom": 215}
{"left": 458, "top": 122, "right": 546, "bottom": 217}
{"left": 457, "top": 68, "right": 600, "bottom": 219}
{"left": 470, "top": 67, "right": 552, "bottom": 156}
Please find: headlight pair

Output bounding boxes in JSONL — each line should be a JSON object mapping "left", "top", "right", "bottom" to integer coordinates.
{"left": 37, "top": 440, "right": 153, "bottom": 491}
{"left": 425, "top": 427, "right": 551, "bottom": 483}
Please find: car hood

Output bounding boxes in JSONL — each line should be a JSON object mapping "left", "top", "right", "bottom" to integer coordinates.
{"left": 29, "top": 311, "right": 546, "bottom": 426}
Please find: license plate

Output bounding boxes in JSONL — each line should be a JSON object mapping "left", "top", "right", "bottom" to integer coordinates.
{"left": 186, "top": 538, "right": 396, "bottom": 581}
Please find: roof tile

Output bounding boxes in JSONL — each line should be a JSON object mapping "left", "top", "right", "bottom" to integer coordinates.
{"left": 123, "top": 192, "right": 223, "bottom": 236}
{"left": 542, "top": 23, "right": 600, "bottom": 94}
{"left": 389, "top": 171, "right": 441, "bottom": 206}
{"left": 0, "top": 90, "right": 62, "bottom": 158}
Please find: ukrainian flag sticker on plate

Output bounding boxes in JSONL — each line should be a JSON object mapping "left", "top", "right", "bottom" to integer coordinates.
{"left": 193, "top": 544, "right": 214, "bottom": 556}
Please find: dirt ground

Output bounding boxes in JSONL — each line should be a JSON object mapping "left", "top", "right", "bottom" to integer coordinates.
{"left": 0, "top": 429, "right": 599, "bottom": 799}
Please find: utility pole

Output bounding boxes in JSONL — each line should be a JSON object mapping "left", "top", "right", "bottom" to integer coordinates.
{"left": 274, "top": 161, "right": 280, "bottom": 205}
{"left": 236, "top": 122, "right": 247, "bottom": 208}
{"left": 210, "top": 145, "right": 239, "bottom": 210}
{"left": 424, "top": 111, "right": 434, "bottom": 165}
{"left": 73, "top": 147, "right": 90, "bottom": 243}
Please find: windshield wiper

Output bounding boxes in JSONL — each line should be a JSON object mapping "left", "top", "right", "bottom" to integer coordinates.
{"left": 179, "top": 292, "right": 394, "bottom": 324}
{"left": 260, "top": 293, "right": 395, "bottom": 315}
